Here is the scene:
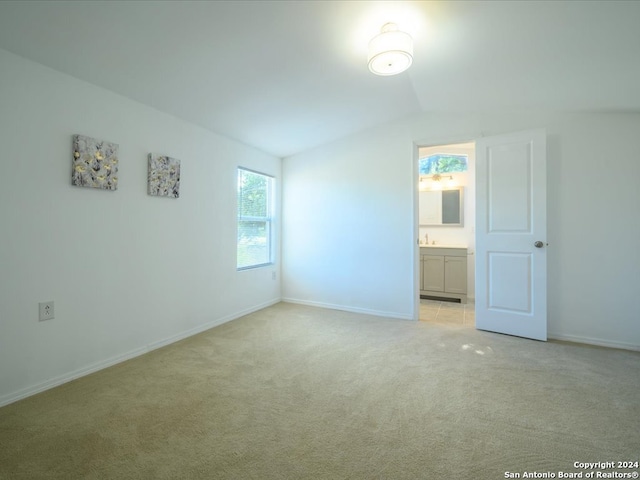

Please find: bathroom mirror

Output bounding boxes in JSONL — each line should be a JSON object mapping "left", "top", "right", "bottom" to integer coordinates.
{"left": 419, "top": 187, "right": 464, "bottom": 226}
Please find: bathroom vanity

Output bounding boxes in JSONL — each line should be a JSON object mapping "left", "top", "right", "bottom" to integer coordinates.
{"left": 420, "top": 246, "right": 467, "bottom": 303}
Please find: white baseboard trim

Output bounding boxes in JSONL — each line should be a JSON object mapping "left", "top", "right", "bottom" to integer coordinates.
{"left": 0, "top": 347, "right": 148, "bottom": 409}
{"left": 281, "top": 297, "right": 413, "bottom": 321}
{"left": 0, "top": 298, "right": 281, "bottom": 408}
{"left": 8, "top": 298, "right": 633, "bottom": 408}
{"left": 146, "top": 298, "right": 281, "bottom": 352}
{"left": 548, "top": 332, "right": 640, "bottom": 352}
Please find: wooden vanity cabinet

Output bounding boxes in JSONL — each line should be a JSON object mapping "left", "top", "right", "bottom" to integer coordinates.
{"left": 420, "top": 247, "right": 467, "bottom": 303}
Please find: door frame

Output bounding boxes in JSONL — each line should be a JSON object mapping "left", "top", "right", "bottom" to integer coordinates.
{"left": 412, "top": 134, "right": 479, "bottom": 321}
{"left": 413, "top": 130, "right": 547, "bottom": 341}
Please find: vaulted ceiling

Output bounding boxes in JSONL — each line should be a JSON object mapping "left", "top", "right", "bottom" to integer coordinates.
{"left": 0, "top": 1, "right": 638, "bottom": 157}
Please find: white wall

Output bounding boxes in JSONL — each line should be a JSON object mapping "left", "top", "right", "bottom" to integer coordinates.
{"left": 281, "top": 126, "right": 415, "bottom": 319}
{"left": 282, "top": 111, "right": 640, "bottom": 350}
{"left": 0, "top": 49, "right": 282, "bottom": 406}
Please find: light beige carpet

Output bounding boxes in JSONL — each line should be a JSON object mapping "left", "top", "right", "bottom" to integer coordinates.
{"left": 1, "top": 302, "right": 639, "bottom": 479}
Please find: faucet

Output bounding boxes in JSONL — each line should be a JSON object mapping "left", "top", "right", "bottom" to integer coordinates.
{"left": 424, "top": 233, "right": 429, "bottom": 245}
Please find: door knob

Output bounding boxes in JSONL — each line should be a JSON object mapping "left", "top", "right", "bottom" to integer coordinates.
{"left": 534, "top": 241, "right": 544, "bottom": 248}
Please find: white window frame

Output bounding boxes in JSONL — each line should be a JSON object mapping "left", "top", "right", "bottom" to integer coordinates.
{"left": 237, "top": 167, "right": 274, "bottom": 271}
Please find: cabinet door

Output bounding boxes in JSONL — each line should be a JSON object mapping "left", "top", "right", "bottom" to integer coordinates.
{"left": 422, "top": 255, "right": 444, "bottom": 292}
{"left": 444, "top": 256, "right": 467, "bottom": 294}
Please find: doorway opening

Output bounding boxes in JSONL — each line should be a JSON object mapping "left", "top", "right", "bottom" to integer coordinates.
{"left": 416, "top": 141, "right": 476, "bottom": 327}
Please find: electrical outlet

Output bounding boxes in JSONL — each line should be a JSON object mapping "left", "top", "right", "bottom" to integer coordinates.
{"left": 39, "top": 301, "right": 55, "bottom": 321}
{"left": 272, "top": 271, "right": 277, "bottom": 280}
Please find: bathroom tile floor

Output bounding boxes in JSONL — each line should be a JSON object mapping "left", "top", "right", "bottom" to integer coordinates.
{"left": 419, "top": 298, "right": 475, "bottom": 327}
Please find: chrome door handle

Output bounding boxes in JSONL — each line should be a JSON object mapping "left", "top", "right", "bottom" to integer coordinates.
{"left": 534, "top": 241, "right": 544, "bottom": 248}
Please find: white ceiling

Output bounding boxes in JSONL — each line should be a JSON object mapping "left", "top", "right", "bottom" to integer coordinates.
{"left": 0, "top": 1, "right": 639, "bottom": 157}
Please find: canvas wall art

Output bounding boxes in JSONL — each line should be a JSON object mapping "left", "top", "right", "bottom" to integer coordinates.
{"left": 148, "top": 153, "right": 181, "bottom": 198}
{"left": 72, "top": 134, "right": 119, "bottom": 190}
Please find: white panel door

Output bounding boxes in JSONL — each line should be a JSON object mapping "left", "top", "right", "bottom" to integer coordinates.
{"left": 475, "top": 130, "right": 547, "bottom": 341}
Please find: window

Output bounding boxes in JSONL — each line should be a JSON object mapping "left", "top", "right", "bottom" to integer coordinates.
{"left": 237, "top": 168, "right": 274, "bottom": 270}
{"left": 419, "top": 153, "right": 468, "bottom": 175}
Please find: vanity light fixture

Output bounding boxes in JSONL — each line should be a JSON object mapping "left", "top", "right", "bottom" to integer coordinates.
{"left": 423, "top": 174, "right": 453, "bottom": 184}
{"left": 429, "top": 174, "right": 452, "bottom": 182}
{"left": 420, "top": 174, "right": 455, "bottom": 191}
{"left": 368, "top": 22, "right": 413, "bottom": 76}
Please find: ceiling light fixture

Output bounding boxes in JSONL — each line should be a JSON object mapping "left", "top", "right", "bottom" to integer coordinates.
{"left": 367, "top": 22, "right": 413, "bottom": 76}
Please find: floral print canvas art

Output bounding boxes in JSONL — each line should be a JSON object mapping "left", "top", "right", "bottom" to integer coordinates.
{"left": 148, "top": 153, "right": 180, "bottom": 198}
{"left": 72, "top": 135, "right": 119, "bottom": 190}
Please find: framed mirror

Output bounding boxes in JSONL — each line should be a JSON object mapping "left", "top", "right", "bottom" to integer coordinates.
{"left": 419, "top": 187, "right": 464, "bottom": 226}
